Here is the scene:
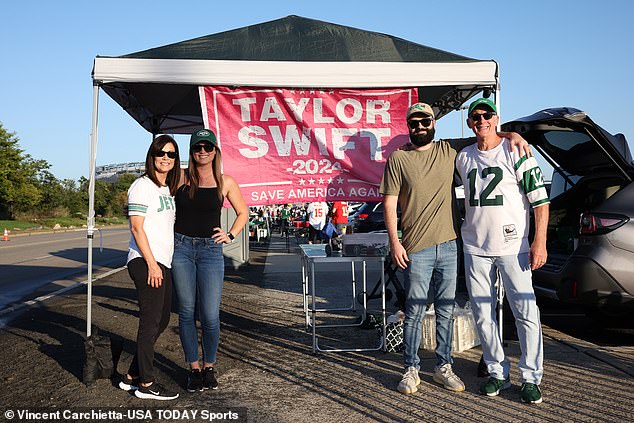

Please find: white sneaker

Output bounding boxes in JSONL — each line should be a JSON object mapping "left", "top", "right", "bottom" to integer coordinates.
{"left": 397, "top": 366, "right": 421, "bottom": 394}
{"left": 433, "top": 363, "right": 465, "bottom": 392}
{"left": 118, "top": 374, "right": 139, "bottom": 391}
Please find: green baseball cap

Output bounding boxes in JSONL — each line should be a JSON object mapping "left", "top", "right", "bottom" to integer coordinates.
{"left": 190, "top": 129, "right": 217, "bottom": 148}
{"left": 468, "top": 98, "right": 497, "bottom": 115}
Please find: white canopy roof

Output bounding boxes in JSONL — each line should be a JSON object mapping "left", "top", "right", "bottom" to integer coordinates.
{"left": 93, "top": 57, "right": 497, "bottom": 88}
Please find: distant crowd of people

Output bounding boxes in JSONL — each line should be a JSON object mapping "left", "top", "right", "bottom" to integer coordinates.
{"left": 249, "top": 201, "right": 350, "bottom": 243}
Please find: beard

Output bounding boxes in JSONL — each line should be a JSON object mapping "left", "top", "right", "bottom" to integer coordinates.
{"left": 409, "top": 127, "right": 436, "bottom": 147}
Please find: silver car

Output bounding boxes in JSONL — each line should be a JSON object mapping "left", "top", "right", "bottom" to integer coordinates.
{"left": 503, "top": 108, "right": 634, "bottom": 319}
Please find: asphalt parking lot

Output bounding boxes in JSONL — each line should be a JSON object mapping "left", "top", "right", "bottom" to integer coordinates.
{"left": 0, "top": 234, "right": 632, "bottom": 422}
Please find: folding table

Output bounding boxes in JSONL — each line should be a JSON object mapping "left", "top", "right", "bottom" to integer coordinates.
{"left": 299, "top": 244, "right": 386, "bottom": 354}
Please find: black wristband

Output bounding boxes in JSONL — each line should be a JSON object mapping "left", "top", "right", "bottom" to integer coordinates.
{"left": 228, "top": 232, "right": 235, "bottom": 242}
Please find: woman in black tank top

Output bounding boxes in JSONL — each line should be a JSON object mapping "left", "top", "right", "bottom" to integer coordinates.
{"left": 171, "top": 129, "right": 248, "bottom": 393}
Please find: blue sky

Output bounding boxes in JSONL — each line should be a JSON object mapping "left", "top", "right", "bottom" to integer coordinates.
{"left": 2, "top": 0, "right": 633, "bottom": 181}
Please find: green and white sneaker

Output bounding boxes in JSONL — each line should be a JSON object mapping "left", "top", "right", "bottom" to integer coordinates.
{"left": 480, "top": 376, "right": 511, "bottom": 396}
{"left": 520, "top": 383, "right": 543, "bottom": 404}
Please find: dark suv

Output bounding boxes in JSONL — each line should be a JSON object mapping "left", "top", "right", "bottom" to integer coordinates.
{"left": 349, "top": 202, "right": 401, "bottom": 233}
{"left": 502, "top": 107, "right": 634, "bottom": 318}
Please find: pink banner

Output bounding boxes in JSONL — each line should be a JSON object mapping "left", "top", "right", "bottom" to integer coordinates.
{"left": 200, "top": 86, "right": 415, "bottom": 205}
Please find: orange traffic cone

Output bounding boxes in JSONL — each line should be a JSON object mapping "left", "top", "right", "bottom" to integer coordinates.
{"left": 3, "top": 228, "right": 9, "bottom": 241}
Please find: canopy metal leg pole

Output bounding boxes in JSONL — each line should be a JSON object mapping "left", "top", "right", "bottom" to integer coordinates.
{"left": 86, "top": 83, "right": 100, "bottom": 338}
{"left": 495, "top": 80, "right": 504, "bottom": 344}
{"left": 496, "top": 269, "right": 504, "bottom": 343}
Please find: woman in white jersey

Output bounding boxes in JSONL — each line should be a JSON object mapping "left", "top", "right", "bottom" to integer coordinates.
{"left": 118, "top": 135, "right": 181, "bottom": 401}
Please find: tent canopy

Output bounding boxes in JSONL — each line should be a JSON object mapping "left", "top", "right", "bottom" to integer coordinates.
{"left": 93, "top": 15, "right": 498, "bottom": 134}
{"left": 86, "top": 15, "right": 500, "bottom": 336}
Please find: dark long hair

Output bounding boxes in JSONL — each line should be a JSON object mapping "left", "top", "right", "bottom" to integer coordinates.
{"left": 185, "top": 143, "right": 224, "bottom": 201}
{"left": 143, "top": 135, "right": 181, "bottom": 196}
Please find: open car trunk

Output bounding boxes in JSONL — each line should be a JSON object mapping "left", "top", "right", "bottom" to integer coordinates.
{"left": 546, "top": 172, "right": 630, "bottom": 264}
{"left": 503, "top": 108, "right": 634, "bottom": 295}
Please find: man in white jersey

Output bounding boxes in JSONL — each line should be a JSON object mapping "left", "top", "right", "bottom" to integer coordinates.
{"left": 306, "top": 201, "right": 328, "bottom": 244}
{"left": 455, "top": 98, "right": 549, "bottom": 404}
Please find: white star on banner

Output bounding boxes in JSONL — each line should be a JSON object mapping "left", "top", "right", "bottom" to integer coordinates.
{"left": 299, "top": 178, "right": 306, "bottom": 185}
{"left": 327, "top": 177, "right": 334, "bottom": 184}
{"left": 308, "top": 178, "right": 315, "bottom": 185}
{"left": 337, "top": 177, "right": 344, "bottom": 184}
{"left": 318, "top": 177, "right": 325, "bottom": 184}
{"left": 289, "top": 90, "right": 295, "bottom": 94}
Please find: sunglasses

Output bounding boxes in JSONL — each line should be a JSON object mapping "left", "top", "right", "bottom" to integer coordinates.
{"left": 192, "top": 143, "right": 215, "bottom": 153}
{"left": 153, "top": 150, "right": 177, "bottom": 159}
{"left": 469, "top": 112, "right": 497, "bottom": 122}
{"left": 407, "top": 117, "right": 434, "bottom": 129}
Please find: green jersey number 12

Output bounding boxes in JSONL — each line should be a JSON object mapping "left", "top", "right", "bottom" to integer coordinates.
{"left": 467, "top": 167, "right": 504, "bottom": 207}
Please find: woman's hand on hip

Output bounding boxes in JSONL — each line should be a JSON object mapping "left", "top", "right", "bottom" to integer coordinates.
{"left": 212, "top": 227, "right": 232, "bottom": 244}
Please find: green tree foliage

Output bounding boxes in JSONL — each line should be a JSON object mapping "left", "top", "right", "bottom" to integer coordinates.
{"left": 0, "top": 122, "right": 137, "bottom": 220}
{"left": 0, "top": 123, "right": 43, "bottom": 218}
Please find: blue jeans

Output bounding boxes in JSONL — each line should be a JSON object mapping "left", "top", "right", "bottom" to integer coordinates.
{"left": 403, "top": 240, "right": 457, "bottom": 369}
{"left": 172, "top": 232, "right": 225, "bottom": 365}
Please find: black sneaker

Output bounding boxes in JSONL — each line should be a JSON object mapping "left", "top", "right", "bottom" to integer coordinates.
{"left": 135, "top": 382, "right": 179, "bottom": 400}
{"left": 203, "top": 367, "right": 219, "bottom": 390}
{"left": 118, "top": 374, "right": 139, "bottom": 392}
{"left": 187, "top": 369, "right": 203, "bottom": 393}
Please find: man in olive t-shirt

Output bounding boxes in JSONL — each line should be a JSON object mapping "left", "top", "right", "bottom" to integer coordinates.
{"left": 381, "top": 102, "right": 468, "bottom": 395}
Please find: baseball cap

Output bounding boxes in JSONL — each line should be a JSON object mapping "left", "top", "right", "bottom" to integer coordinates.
{"left": 468, "top": 98, "right": 497, "bottom": 115}
{"left": 406, "top": 102, "right": 435, "bottom": 119}
{"left": 190, "top": 129, "right": 217, "bottom": 148}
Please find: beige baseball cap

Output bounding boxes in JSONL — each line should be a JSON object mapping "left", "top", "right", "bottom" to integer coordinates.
{"left": 406, "top": 102, "right": 435, "bottom": 119}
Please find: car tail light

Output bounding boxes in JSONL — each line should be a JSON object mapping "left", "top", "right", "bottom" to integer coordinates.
{"left": 356, "top": 213, "right": 369, "bottom": 221}
{"left": 579, "top": 212, "right": 629, "bottom": 235}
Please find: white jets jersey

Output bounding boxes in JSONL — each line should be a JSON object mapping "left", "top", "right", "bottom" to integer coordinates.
{"left": 127, "top": 176, "right": 176, "bottom": 267}
{"left": 455, "top": 138, "right": 549, "bottom": 255}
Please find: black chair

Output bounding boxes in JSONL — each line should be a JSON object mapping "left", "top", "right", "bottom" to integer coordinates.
{"left": 359, "top": 255, "right": 405, "bottom": 311}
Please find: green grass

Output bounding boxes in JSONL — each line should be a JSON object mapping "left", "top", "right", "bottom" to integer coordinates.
{"left": 0, "top": 220, "right": 42, "bottom": 231}
{"left": 0, "top": 216, "right": 127, "bottom": 232}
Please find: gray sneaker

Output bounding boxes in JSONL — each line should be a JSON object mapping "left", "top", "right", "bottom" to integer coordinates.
{"left": 397, "top": 366, "right": 421, "bottom": 394}
{"left": 433, "top": 363, "right": 465, "bottom": 392}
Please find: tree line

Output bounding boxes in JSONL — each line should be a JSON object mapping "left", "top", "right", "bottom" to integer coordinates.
{"left": 0, "top": 122, "right": 136, "bottom": 220}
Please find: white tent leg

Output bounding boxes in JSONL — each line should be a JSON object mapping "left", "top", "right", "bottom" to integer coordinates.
{"left": 495, "top": 82, "right": 501, "bottom": 130}
{"left": 496, "top": 268, "right": 504, "bottom": 343}
{"left": 87, "top": 83, "right": 100, "bottom": 337}
{"left": 495, "top": 80, "right": 505, "bottom": 343}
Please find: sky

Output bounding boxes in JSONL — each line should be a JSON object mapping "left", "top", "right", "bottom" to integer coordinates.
{"left": 2, "top": 0, "right": 633, "bottom": 181}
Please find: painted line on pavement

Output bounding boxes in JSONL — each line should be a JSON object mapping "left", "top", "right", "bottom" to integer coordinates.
{"left": 0, "top": 266, "right": 127, "bottom": 326}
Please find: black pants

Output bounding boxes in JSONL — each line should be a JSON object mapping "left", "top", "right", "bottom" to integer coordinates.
{"left": 308, "top": 225, "right": 321, "bottom": 243}
{"left": 280, "top": 219, "right": 289, "bottom": 237}
{"left": 127, "top": 258, "right": 173, "bottom": 384}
